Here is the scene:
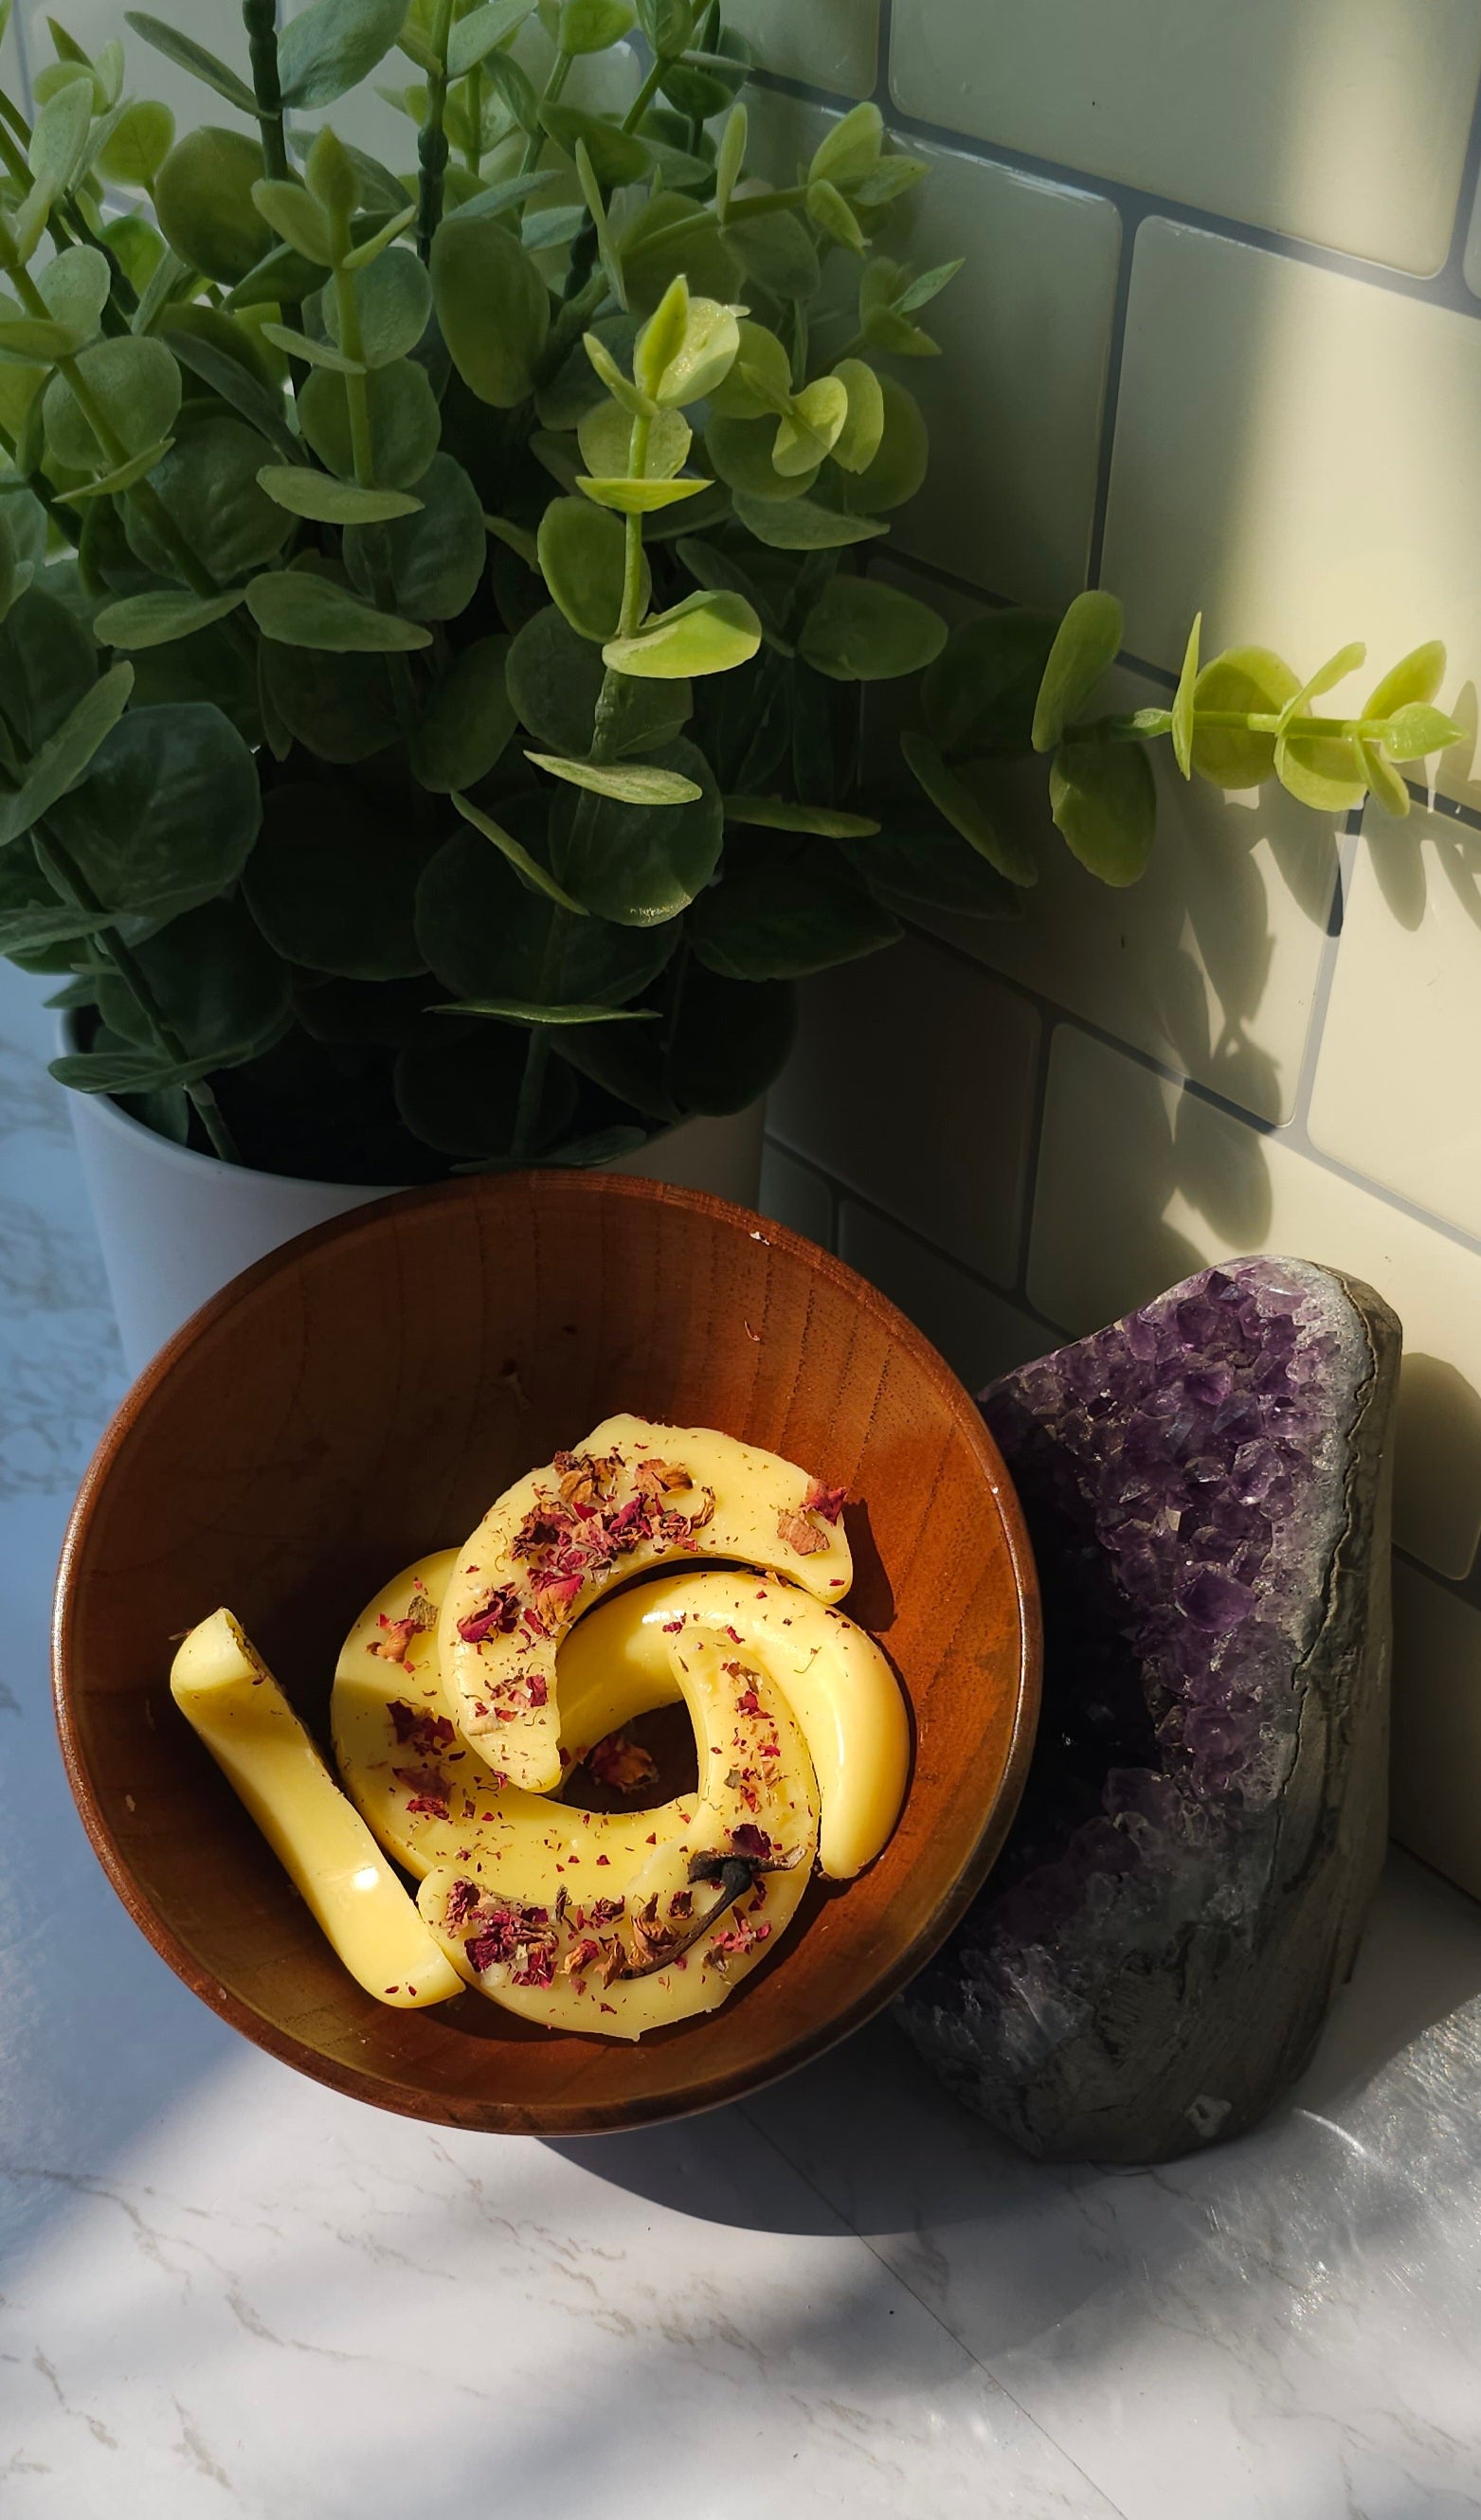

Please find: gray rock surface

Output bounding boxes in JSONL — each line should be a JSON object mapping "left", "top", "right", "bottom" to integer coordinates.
{"left": 897, "top": 1256, "right": 1401, "bottom": 2163}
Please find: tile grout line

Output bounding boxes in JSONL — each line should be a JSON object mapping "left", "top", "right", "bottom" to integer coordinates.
{"left": 746, "top": 61, "right": 1481, "bottom": 324}
{"left": 734, "top": 2097, "right": 1137, "bottom": 2520}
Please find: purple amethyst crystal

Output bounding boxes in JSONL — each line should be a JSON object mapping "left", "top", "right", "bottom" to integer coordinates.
{"left": 897, "top": 1257, "right": 1400, "bottom": 2164}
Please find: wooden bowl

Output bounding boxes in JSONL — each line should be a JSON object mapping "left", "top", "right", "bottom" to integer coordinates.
{"left": 53, "top": 1173, "right": 1039, "bottom": 2135}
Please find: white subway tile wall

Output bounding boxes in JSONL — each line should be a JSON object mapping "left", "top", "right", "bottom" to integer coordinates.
{"left": 746, "top": 0, "right": 1481, "bottom": 1894}
{"left": 890, "top": 0, "right": 1481, "bottom": 276}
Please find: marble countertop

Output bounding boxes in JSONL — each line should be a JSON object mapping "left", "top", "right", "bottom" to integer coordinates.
{"left": 2, "top": 963, "right": 1479, "bottom": 2520}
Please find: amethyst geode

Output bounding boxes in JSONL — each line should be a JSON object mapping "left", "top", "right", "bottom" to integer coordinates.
{"left": 898, "top": 1257, "right": 1400, "bottom": 2164}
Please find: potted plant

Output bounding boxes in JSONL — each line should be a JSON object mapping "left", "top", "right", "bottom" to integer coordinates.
{"left": 0, "top": 0, "right": 1460, "bottom": 1367}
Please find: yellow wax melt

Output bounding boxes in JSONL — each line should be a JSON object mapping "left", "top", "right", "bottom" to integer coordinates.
{"left": 440, "top": 1413, "right": 853, "bottom": 1792}
{"left": 420, "top": 1627, "right": 820, "bottom": 2039}
{"left": 170, "top": 1608, "right": 462, "bottom": 2010}
{"left": 556, "top": 1569, "right": 909, "bottom": 1879}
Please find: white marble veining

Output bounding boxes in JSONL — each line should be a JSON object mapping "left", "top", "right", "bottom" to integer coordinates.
{"left": 1, "top": 960, "right": 1479, "bottom": 2518}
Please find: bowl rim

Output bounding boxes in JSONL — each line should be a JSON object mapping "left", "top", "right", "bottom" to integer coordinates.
{"left": 51, "top": 1167, "right": 1041, "bottom": 2135}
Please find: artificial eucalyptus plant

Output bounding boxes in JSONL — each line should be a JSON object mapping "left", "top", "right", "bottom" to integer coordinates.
{"left": 0, "top": 0, "right": 1464, "bottom": 1179}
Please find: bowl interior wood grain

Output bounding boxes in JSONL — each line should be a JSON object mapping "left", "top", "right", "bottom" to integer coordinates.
{"left": 53, "top": 1172, "right": 1039, "bottom": 2134}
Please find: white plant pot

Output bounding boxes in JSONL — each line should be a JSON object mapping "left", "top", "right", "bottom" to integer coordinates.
{"left": 63, "top": 1027, "right": 766, "bottom": 1377}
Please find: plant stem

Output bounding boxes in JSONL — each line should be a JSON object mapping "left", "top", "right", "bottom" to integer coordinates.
{"left": 536, "top": 267, "right": 610, "bottom": 379}
{"left": 332, "top": 222, "right": 424, "bottom": 752}
{"left": 243, "top": 0, "right": 291, "bottom": 181}
{"left": 463, "top": 63, "right": 483, "bottom": 174}
{"left": 417, "top": 0, "right": 457, "bottom": 262}
{"left": 518, "top": 45, "right": 572, "bottom": 176}
{"left": 1065, "top": 707, "right": 1376, "bottom": 745}
{"left": 510, "top": 910, "right": 569, "bottom": 1158}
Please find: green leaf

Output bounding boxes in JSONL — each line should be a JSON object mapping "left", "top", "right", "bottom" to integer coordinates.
{"left": 808, "top": 101, "right": 883, "bottom": 190}
{"left": 538, "top": 492, "right": 629, "bottom": 640}
{"left": 0, "top": 586, "right": 95, "bottom": 753}
{"left": 774, "top": 374, "right": 848, "bottom": 477}
{"left": 732, "top": 490, "right": 885, "bottom": 551}
{"left": 895, "top": 256, "right": 964, "bottom": 313}
{"left": 1281, "top": 640, "right": 1366, "bottom": 721}
{"left": 800, "top": 576, "right": 946, "bottom": 683}
{"left": 922, "top": 608, "right": 1059, "bottom": 755}
{"left": 648, "top": 297, "right": 740, "bottom": 412}
{"left": 260, "top": 321, "right": 366, "bottom": 373}
{"left": 577, "top": 473, "right": 712, "bottom": 514}
{"left": 528, "top": 751, "right": 702, "bottom": 805}
{"left": 551, "top": 735, "right": 722, "bottom": 923}
{"left": 806, "top": 178, "right": 865, "bottom": 255}
{"left": 94, "top": 893, "right": 290, "bottom": 1068}
{"left": 847, "top": 373, "right": 928, "bottom": 513}
{"left": 605, "top": 587, "right": 761, "bottom": 679}
{"left": 298, "top": 357, "right": 441, "bottom": 488}
{"left": 154, "top": 127, "right": 272, "bottom": 284}
{"left": 432, "top": 214, "right": 550, "bottom": 407}
{"left": 724, "top": 795, "right": 880, "bottom": 837}
{"left": 45, "top": 699, "right": 262, "bottom": 922}
{"left": 279, "top": 0, "right": 409, "bottom": 108}
{"left": 658, "top": 44, "right": 742, "bottom": 119}
{"left": 44, "top": 333, "right": 182, "bottom": 472}
{"left": 344, "top": 451, "right": 484, "bottom": 621}
{"left": 341, "top": 201, "right": 419, "bottom": 271}
{"left": 243, "top": 781, "right": 430, "bottom": 980}
{"left": 559, "top": 0, "right": 635, "bottom": 50}
{"left": 1049, "top": 739, "right": 1157, "bottom": 885}
{"left": 251, "top": 177, "right": 334, "bottom": 267}
{"left": 259, "top": 641, "right": 400, "bottom": 764}
{"left": 541, "top": 102, "right": 649, "bottom": 188}
{"left": 507, "top": 603, "right": 691, "bottom": 755}
{"left": 582, "top": 327, "right": 654, "bottom": 419}
{"left": 441, "top": 997, "right": 656, "bottom": 1024}
{"left": 1032, "top": 587, "right": 1124, "bottom": 752}
{"left": 578, "top": 399, "right": 690, "bottom": 482}
{"left": 412, "top": 639, "right": 515, "bottom": 793}
{"left": 1365, "top": 639, "right": 1446, "bottom": 721}
{"left": 53, "top": 1045, "right": 229, "bottom": 1095}
{"left": 1377, "top": 701, "right": 1463, "bottom": 762}
{"left": 449, "top": 789, "right": 587, "bottom": 911}
{"left": 446, "top": 169, "right": 558, "bottom": 230}
{"left": 27, "top": 72, "right": 92, "bottom": 200}
{"left": 731, "top": 207, "right": 818, "bottom": 306}
{"left": 1189, "top": 645, "right": 1299, "bottom": 788}
{"left": 164, "top": 324, "right": 298, "bottom": 460}
{"left": 1170, "top": 610, "right": 1201, "bottom": 779}
{"left": 121, "top": 417, "right": 294, "bottom": 581}
{"left": 245, "top": 570, "right": 432, "bottom": 652}
{"left": 715, "top": 100, "right": 747, "bottom": 221}
{"left": 94, "top": 588, "right": 246, "bottom": 649}
{"left": 447, "top": 0, "right": 536, "bottom": 77}
{"left": 619, "top": 193, "right": 742, "bottom": 318}
{"left": 124, "top": 11, "right": 259, "bottom": 113}
{"left": 900, "top": 731, "right": 1037, "bottom": 886}
{"left": 830, "top": 358, "right": 884, "bottom": 475}
{"left": 1273, "top": 731, "right": 1365, "bottom": 816}
{"left": 38, "top": 244, "right": 110, "bottom": 347}
{"left": 573, "top": 139, "right": 628, "bottom": 314}
{"left": 257, "top": 465, "right": 422, "bottom": 523}
{"left": 0, "top": 897, "right": 114, "bottom": 955}
{"left": 1358, "top": 737, "right": 1410, "bottom": 819}
{"left": 59, "top": 440, "right": 174, "bottom": 505}
{"left": 0, "top": 313, "right": 84, "bottom": 365}
{"left": 418, "top": 821, "right": 674, "bottom": 999}
{"left": 396, "top": 1013, "right": 573, "bottom": 1159}
{"left": 691, "top": 847, "right": 899, "bottom": 981}
{"left": 97, "top": 95, "right": 175, "bottom": 189}
{"left": 0, "top": 663, "right": 134, "bottom": 849}
{"left": 706, "top": 318, "right": 790, "bottom": 423}
{"left": 326, "top": 244, "right": 431, "bottom": 369}
{"left": 845, "top": 824, "right": 1020, "bottom": 923}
